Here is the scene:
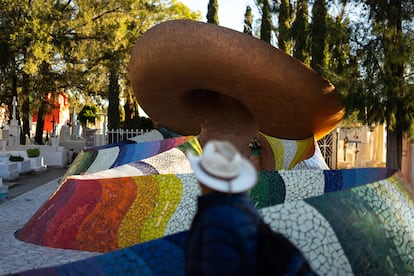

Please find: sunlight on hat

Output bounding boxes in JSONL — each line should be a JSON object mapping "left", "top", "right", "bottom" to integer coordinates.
{"left": 187, "top": 140, "right": 257, "bottom": 193}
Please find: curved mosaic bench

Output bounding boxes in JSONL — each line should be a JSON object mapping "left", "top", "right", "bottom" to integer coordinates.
{"left": 17, "top": 167, "right": 395, "bottom": 253}
{"left": 16, "top": 170, "right": 414, "bottom": 275}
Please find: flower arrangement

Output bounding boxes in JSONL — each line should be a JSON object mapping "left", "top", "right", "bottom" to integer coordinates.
{"left": 249, "top": 137, "right": 262, "bottom": 156}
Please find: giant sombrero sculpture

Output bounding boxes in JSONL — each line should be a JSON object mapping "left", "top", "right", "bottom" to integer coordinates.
{"left": 129, "top": 20, "right": 344, "bottom": 140}
{"left": 14, "top": 20, "right": 414, "bottom": 275}
{"left": 129, "top": 20, "right": 344, "bottom": 167}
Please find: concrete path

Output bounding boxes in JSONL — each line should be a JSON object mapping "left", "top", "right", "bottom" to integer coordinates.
{"left": 5, "top": 167, "right": 67, "bottom": 199}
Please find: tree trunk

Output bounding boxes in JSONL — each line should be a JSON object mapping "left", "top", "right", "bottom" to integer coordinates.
{"left": 107, "top": 66, "right": 120, "bottom": 131}
{"left": 34, "top": 101, "right": 47, "bottom": 145}
{"left": 20, "top": 73, "right": 31, "bottom": 144}
{"left": 21, "top": 98, "right": 30, "bottom": 144}
{"left": 384, "top": 0, "right": 404, "bottom": 170}
{"left": 386, "top": 128, "right": 402, "bottom": 170}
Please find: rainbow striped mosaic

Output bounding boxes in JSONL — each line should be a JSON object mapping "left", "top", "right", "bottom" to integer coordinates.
{"left": 13, "top": 129, "right": 414, "bottom": 274}
{"left": 17, "top": 170, "right": 414, "bottom": 275}
{"left": 17, "top": 167, "right": 395, "bottom": 252}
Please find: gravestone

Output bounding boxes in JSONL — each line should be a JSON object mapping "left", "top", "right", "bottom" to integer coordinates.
{"left": 8, "top": 97, "right": 20, "bottom": 146}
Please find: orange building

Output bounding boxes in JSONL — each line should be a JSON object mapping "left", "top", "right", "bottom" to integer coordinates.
{"left": 32, "top": 92, "right": 70, "bottom": 134}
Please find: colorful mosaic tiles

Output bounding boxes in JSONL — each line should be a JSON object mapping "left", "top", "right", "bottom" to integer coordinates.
{"left": 263, "top": 173, "right": 414, "bottom": 274}
{"left": 83, "top": 144, "right": 197, "bottom": 179}
{"left": 62, "top": 129, "right": 321, "bottom": 181}
{"left": 17, "top": 167, "right": 395, "bottom": 252}
{"left": 62, "top": 134, "right": 192, "bottom": 178}
{"left": 260, "top": 132, "right": 315, "bottom": 170}
{"left": 15, "top": 170, "right": 414, "bottom": 275}
{"left": 13, "top": 129, "right": 414, "bottom": 274}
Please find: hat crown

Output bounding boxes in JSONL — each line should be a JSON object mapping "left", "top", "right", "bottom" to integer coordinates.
{"left": 199, "top": 141, "right": 241, "bottom": 179}
{"left": 187, "top": 139, "right": 257, "bottom": 193}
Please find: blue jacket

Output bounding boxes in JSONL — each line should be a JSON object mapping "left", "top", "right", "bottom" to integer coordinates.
{"left": 186, "top": 192, "right": 260, "bottom": 276}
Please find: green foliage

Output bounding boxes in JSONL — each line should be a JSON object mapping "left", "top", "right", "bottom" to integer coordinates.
{"left": 260, "top": 0, "right": 272, "bottom": 43}
{"left": 9, "top": 155, "right": 24, "bottom": 162}
{"left": 310, "top": 0, "right": 329, "bottom": 75}
{"left": 207, "top": 0, "right": 219, "bottom": 25}
{"left": 27, "top": 148, "right": 40, "bottom": 158}
{"left": 123, "top": 116, "right": 154, "bottom": 130}
{"left": 265, "top": 0, "right": 412, "bottom": 169}
{"left": 336, "top": 0, "right": 413, "bottom": 168}
{"left": 277, "top": 0, "right": 291, "bottom": 53}
{"left": 122, "top": 96, "right": 154, "bottom": 130}
{"left": 77, "top": 104, "right": 98, "bottom": 126}
{"left": 138, "top": 117, "right": 154, "bottom": 130}
{"left": 243, "top": 6, "right": 253, "bottom": 35}
{"left": 291, "top": 0, "right": 310, "bottom": 64}
{"left": 0, "top": 0, "right": 200, "bottom": 144}
{"left": 108, "top": 66, "right": 120, "bottom": 130}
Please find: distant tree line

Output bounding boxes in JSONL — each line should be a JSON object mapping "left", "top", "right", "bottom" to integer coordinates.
{"left": 207, "top": 0, "right": 413, "bottom": 170}
{"left": 0, "top": 0, "right": 200, "bottom": 144}
{"left": 1, "top": 0, "right": 413, "bottom": 169}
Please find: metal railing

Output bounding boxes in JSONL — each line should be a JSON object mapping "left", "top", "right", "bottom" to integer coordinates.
{"left": 106, "top": 129, "right": 149, "bottom": 144}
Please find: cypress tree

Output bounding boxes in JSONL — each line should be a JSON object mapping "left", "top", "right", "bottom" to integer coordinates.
{"left": 278, "top": 0, "right": 291, "bottom": 53}
{"left": 108, "top": 64, "right": 120, "bottom": 131}
{"left": 260, "top": 0, "right": 272, "bottom": 43}
{"left": 361, "top": 0, "right": 413, "bottom": 169}
{"left": 310, "top": 0, "right": 328, "bottom": 75}
{"left": 207, "top": 0, "right": 219, "bottom": 25}
{"left": 291, "top": 0, "right": 310, "bottom": 64}
{"left": 243, "top": 6, "right": 253, "bottom": 35}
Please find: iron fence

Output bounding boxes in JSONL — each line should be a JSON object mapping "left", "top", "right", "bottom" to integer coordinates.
{"left": 106, "top": 129, "right": 149, "bottom": 144}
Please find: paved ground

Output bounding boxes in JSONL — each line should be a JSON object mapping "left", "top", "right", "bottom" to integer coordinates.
{"left": 0, "top": 168, "right": 99, "bottom": 275}
{"left": 5, "top": 166, "right": 68, "bottom": 200}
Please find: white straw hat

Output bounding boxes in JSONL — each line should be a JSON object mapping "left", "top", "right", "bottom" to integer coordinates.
{"left": 187, "top": 140, "right": 257, "bottom": 193}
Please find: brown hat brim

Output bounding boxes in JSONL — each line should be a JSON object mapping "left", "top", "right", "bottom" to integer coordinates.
{"left": 129, "top": 20, "right": 344, "bottom": 140}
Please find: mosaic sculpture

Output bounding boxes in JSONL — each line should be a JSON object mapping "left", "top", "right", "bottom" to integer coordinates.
{"left": 14, "top": 20, "right": 414, "bottom": 275}
{"left": 16, "top": 170, "right": 414, "bottom": 275}
{"left": 17, "top": 133, "right": 326, "bottom": 251}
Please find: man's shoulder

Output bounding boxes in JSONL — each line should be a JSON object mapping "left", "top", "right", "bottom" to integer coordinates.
{"left": 202, "top": 201, "right": 255, "bottom": 225}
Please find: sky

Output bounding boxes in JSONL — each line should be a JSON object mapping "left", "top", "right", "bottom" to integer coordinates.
{"left": 178, "top": 0, "right": 258, "bottom": 32}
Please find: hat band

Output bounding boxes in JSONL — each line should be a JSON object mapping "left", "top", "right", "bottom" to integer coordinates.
{"left": 199, "top": 161, "right": 238, "bottom": 181}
